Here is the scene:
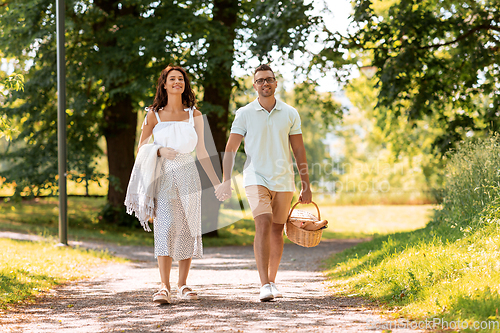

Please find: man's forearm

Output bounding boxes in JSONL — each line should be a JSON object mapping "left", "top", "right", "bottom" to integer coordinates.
{"left": 293, "top": 146, "right": 311, "bottom": 188}
{"left": 222, "top": 150, "right": 236, "bottom": 182}
{"left": 197, "top": 149, "right": 221, "bottom": 186}
{"left": 297, "top": 161, "right": 311, "bottom": 190}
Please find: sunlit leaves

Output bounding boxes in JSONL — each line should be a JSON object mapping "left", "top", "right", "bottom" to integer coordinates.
{"left": 2, "top": 73, "right": 24, "bottom": 92}
{"left": 317, "top": 0, "right": 500, "bottom": 155}
{"left": 0, "top": 73, "right": 24, "bottom": 140}
{"left": 0, "top": 0, "right": 326, "bottom": 201}
{"left": 245, "top": 0, "right": 320, "bottom": 62}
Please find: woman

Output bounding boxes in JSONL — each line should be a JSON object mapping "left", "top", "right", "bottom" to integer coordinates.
{"left": 135, "top": 65, "right": 223, "bottom": 304}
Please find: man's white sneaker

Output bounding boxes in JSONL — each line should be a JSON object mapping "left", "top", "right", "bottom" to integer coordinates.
{"left": 269, "top": 282, "right": 282, "bottom": 298}
{"left": 259, "top": 284, "right": 274, "bottom": 302}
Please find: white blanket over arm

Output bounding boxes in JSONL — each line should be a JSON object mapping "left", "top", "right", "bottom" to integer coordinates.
{"left": 124, "top": 143, "right": 162, "bottom": 231}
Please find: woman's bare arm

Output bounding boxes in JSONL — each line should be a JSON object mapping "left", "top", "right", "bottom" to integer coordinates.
{"left": 193, "top": 110, "right": 221, "bottom": 187}
{"left": 137, "top": 110, "right": 157, "bottom": 152}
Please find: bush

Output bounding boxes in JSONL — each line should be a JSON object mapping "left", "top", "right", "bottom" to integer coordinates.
{"left": 324, "top": 134, "right": 500, "bottom": 327}
{"left": 432, "top": 135, "right": 500, "bottom": 229}
{"left": 99, "top": 203, "right": 142, "bottom": 229}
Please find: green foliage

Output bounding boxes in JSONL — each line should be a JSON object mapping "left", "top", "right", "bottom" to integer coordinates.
{"left": 0, "top": 116, "right": 16, "bottom": 141}
{"left": 283, "top": 81, "right": 343, "bottom": 191}
{"left": 326, "top": 220, "right": 500, "bottom": 328}
{"left": 0, "top": 0, "right": 323, "bottom": 216}
{"left": 245, "top": 0, "right": 320, "bottom": 63}
{"left": 0, "top": 0, "right": 107, "bottom": 197}
{"left": 0, "top": 197, "right": 156, "bottom": 245}
{"left": 332, "top": 74, "right": 442, "bottom": 203}
{"left": 324, "top": 136, "right": 500, "bottom": 327}
{"left": 317, "top": 0, "right": 500, "bottom": 155}
{"left": 0, "top": 73, "right": 23, "bottom": 140}
{"left": 99, "top": 202, "right": 141, "bottom": 229}
{"left": 291, "top": 80, "right": 343, "bottom": 127}
{"left": 0, "top": 197, "right": 104, "bottom": 228}
{"left": 0, "top": 196, "right": 433, "bottom": 247}
{"left": 2, "top": 73, "right": 24, "bottom": 92}
{"left": 431, "top": 135, "right": 500, "bottom": 230}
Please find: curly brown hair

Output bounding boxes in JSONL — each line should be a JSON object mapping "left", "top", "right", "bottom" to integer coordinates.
{"left": 149, "top": 65, "right": 196, "bottom": 112}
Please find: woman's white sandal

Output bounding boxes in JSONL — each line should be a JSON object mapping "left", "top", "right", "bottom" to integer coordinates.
{"left": 178, "top": 285, "right": 198, "bottom": 300}
{"left": 153, "top": 288, "right": 171, "bottom": 304}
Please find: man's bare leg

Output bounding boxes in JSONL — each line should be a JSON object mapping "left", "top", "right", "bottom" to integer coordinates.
{"left": 254, "top": 213, "right": 273, "bottom": 285}
{"left": 268, "top": 222, "right": 284, "bottom": 283}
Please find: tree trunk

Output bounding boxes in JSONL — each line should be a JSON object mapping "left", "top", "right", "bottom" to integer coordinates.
{"left": 102, "top": 95, "right": 137, "bottom": 208}
{"left": 201, "top": 0, "right": 238, "bottom": 237}
{"left": 92, "top": 2, "right": 139, "bottom": 211}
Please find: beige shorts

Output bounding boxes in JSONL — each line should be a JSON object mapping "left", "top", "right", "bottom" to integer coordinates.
{"left": 245, "top": 185, "right": 294, "bottom": 224}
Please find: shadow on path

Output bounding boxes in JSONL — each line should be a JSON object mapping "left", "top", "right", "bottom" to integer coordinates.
{"left": 0, "top": 232, "right": 422, "bottom": 333}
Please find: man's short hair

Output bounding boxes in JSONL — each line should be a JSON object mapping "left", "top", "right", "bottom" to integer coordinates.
{"left": 254, "top": 64, "right": 274, "bottom": 77}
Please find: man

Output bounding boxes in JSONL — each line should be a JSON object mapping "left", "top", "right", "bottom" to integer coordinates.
{"left": 216, "top": 64, "right": 312, "bottom": 301}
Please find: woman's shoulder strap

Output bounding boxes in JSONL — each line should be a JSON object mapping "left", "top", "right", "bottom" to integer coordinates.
{"left": 153, "top": 110, "right": 161, "bottom": 123}
{"left": 142, "top": 108, "right": 151, "bottom": 128}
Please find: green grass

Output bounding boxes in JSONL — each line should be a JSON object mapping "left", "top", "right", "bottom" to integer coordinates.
{"left": 0, "top": 197, "right": 259, "bottom": 247}
{"left": 0, "top": 197, "right": 156, "bottom": 246}
{"left": 299, "top": 204, "right": 437, "bottom": 238}
{"left": 203, "top": 218, "right": 256, "bottom": 247}
{"left": 1, "top": 197, "right": 104, "bottom": 226}
{"left": 0, "top": 238, "right": 122, "bottom": 309}
{"left": 324, "top": 217, "right": 500, "bottom": 332}
{"left": 0, "top": 197, "right": 435, "bottom": 247}
{"left": 332, "top": 191, "right": 436, "bottom": 205}
{"left": 206, "top": 205, "right": 435, "bottom": 246}
{"left": 323, "top": 137, "right": 500, "bottom": 332}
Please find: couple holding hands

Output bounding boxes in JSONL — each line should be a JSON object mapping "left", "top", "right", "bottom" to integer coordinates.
{"left": 126, "top": 63, "right": 323, "bottom": 304}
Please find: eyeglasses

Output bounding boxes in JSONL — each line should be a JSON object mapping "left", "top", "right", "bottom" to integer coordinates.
{"left": 254, "top": 77, "right": 276, "bottom": 85}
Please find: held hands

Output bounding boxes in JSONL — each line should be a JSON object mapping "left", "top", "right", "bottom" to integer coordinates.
{"left": 158, "top": 147, "right": 178, "bottom": 160}
{"left": 215, "top": 180, "right": 232, "bottom": 201}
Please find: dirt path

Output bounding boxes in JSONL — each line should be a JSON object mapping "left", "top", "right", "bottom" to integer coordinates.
{"left": 0, "top": 232, "right": 423, "bottom": 332}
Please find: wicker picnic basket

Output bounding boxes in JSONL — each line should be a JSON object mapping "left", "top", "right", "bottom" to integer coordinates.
{"left": 285, "top": 201, "right": 323, "bottom": 248}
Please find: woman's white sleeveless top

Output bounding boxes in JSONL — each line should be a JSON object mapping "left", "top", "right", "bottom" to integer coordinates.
{"left": 148, "top": 107, "right": 198, "bottom": 154}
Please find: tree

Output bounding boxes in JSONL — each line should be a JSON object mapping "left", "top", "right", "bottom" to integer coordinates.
{"left": 315, "top": 0, "right": 500, "bottom": 155}
{"left": 196, "top": 0, "right": 321, "bottom": 235}
{"left": 284, "top": 81, "right": 342, "bottom": 192}
{"left": 0, "top": 1, "right": 321, "bottom": 228}
{"left": 0, "top": 72, "right": 23, "bottom": 140}
{"left": 338, "top": 74, "right": 444, "bottom": 203}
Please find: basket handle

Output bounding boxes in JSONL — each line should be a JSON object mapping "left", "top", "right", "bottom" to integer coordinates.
{"left": 287, "top": 201, "right": 321, "bottom": 221}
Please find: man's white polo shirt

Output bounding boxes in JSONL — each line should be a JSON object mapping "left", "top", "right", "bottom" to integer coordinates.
{"left": 230, "top": 98, "right": 302, "bottom": 192}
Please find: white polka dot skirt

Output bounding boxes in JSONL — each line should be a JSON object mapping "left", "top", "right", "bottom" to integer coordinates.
{"left": 153, "top": 153, "right": 202, "bottom": 261}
